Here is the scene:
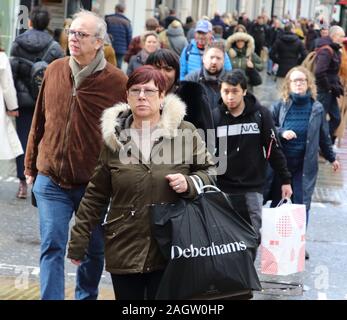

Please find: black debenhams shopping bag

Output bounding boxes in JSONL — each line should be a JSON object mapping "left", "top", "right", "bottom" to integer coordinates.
{"left": 151, "top": 182, "right": 262, "bottom": 300}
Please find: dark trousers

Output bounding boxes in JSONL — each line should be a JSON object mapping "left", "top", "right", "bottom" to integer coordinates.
{"left": 270, "top": 157, "right": 308, "bottom": 225}
{"left": 111, "top": 270, "right": 164, "bottom": 300}
{"left": 317, "top": 92, "right": 341, "bottom": 144}
{"left": 15, "top": 109, "right": 34, "bottom": 180}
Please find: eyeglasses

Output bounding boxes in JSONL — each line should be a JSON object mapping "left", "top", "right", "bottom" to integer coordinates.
{"left": 65, "top": 29, "right": 97, "bottom": 40}
{"left": 290, "top": 78, "right": 307, "bottom": 84}
{"left": 128, "top": 88, "right": 159, "bottom": 97}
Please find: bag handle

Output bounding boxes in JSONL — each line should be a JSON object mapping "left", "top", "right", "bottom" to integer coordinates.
{"left": 276, "top": 197, "right": 292, "bottom": 207}
{"left": 200, "top": 185, "right": 222, "bottom": 193}
{"left": 190, "top": 175, "right": 202, "bottom": 194}
{"left": 190, "top": 175, "right": 222, "bottom": 195}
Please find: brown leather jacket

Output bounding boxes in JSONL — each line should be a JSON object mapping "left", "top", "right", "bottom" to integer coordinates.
{"left": 25, "top": 57, "right": 128, "bottom": 188}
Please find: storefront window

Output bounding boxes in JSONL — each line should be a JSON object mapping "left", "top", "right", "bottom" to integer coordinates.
{"left": 0, "top": 0, "right": 20, "bottom": 54}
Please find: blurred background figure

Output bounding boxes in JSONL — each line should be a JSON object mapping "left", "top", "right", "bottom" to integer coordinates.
{"left": 124, "top": 17, "right": 160, "bottom": 64}
{"left": 10, "top": 6, "right": 63, "bottom": 199}
{"left": 0, "top": 45, "right": 23, "bottom": 161}
{"left": 127, "top": 31, "right": 160, "bottom": 75}
{"left": 103, "top": 33, "right": 117, "bottom": 66}
{"left": 105, "top": 3, "right": 132, "bottom": 69}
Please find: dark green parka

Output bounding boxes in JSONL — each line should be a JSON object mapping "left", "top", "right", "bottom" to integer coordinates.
{"left": 67, "top": 94, "right": 216, "bottom": 274}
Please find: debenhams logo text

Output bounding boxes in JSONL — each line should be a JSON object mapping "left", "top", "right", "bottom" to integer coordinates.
{"left": 171, "top": 241, "right": 247, "bottom": 259}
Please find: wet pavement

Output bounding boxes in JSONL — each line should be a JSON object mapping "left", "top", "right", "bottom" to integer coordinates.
{"left": 0, "top": 71, "right": 346, "bottom": 300}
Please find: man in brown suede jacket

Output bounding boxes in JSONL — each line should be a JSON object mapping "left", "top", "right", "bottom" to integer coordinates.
{"left": 24, "top": 10, "right": 127, "bottom": 300}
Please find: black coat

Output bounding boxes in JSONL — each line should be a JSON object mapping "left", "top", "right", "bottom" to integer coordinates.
{"left": 10, "top": 29, "right": 63, "bottom": 110}
{"left": 270, "top": 32, "right": 307, "bottom": 78}
{"left": 314, "top": 37, "right": 342, "bottom": 95}
{"left": 250, "top": 23, "right": 266, "bottom": 54}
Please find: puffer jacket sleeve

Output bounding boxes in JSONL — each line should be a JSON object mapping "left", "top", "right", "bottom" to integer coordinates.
{"left": 179, "top": 45, "right": 188, "bottom": 80}
{"left": 261, "top": 106, "right": 291, "bottom": 185}
{"left": 181, "top": 123, "right": 217, "bottom": 198}
{"left": 67, "top": 146, "right": 113, "bottom": 260}
{"left": 224, "top": 53, "right": 232, "bottom": 71}
{"left": 252, "top": 52, "right": 264, "bottom": 71}
{"left": 270, "top": 100, "right": 286, "bottom": 137}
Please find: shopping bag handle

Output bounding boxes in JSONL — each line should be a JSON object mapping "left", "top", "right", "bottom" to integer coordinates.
{"left": 190, "top": 176, "right": 221, "bottom": 194}
{"left": 200, "top": 185, "right": 222, "bottom": 193}
{"left": 276, "top": 197, "right": 292, "bottom": 207}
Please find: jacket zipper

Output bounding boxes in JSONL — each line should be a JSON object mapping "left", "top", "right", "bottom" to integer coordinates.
{"left": 58, "top": 87, "right": 76, "bottom": 183}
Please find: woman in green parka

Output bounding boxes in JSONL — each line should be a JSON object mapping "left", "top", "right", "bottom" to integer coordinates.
{"left": 67, "top": 65, "right": 216, "bottom": 300}
{"left": 225, "top": 32, "right": 264, "bottom": 91}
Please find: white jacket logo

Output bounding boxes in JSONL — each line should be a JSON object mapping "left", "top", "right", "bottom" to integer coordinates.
{"left": 171, "top": 241, "right": 247, "bottom": 259}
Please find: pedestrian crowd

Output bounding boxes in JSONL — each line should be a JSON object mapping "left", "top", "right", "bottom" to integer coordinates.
{"left": 0, "top": 3, "right": 346, "bottom": 300}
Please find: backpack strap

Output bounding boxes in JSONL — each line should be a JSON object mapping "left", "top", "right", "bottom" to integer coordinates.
{"left": 41, "top": 40, "right": 56, "bottom": 62}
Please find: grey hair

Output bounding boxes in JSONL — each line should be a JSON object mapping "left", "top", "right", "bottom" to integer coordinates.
{"left": 329, "top": 25, "right": 345, "bottom": 37}
{"left": 73, "top": 10, "right": 107, "bottom": 41}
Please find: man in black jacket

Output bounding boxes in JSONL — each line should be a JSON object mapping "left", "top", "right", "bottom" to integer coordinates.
{"left": 214, "top": 70, "right": 292, "bottom": 246}
{"left": 270, "top": 23, "right": 306, "bottom": 87}
{"left": 315, "top": 25, "right": 345, "bottom": 145}
{"left": 10, "top": 6, "right": 63, "bottom": 199}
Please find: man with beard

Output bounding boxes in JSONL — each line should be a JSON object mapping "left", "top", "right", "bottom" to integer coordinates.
{"left": 184, "top": 41, "right": 228, "bottom": 113}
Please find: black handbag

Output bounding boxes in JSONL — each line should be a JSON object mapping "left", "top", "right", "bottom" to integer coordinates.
{"left": 246, "top": 67, "right": 262, "bottom": 86}
{"left": 151, "top": 181, "right": 261, "bottom": 300}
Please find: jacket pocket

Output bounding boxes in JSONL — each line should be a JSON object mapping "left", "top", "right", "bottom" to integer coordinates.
{"left": 102, "top": 205, "right": 135, "bottom": 240}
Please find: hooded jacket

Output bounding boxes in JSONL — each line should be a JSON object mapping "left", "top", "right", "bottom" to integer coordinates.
{"left": 213, "top": 92, "right": 291, "bottom": 194}
{"left": 270, "top": 32, "right": 307, "bottom": 77}
{"left": 10, "top": 29, "right": 63, "bottom": 110}
{"left": 67, "top": 94, "right": 216, "bottom": 274}
{"left": 225, "top": 32, "right": 263, "bottom": 86}
{"left": 166, "top": 22, "right": 188, "bottom": 56}
{"left": 314, "top": 36, "right": 342, "bottom": 94}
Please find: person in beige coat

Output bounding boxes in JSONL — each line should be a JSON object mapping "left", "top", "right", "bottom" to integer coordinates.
{"left": 0, "top": 50, "right": 23, "bottom": 160}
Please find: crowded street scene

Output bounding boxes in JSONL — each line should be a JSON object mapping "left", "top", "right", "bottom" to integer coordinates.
{"left": 0, "top": 0, "right": 347, "bottom": 305}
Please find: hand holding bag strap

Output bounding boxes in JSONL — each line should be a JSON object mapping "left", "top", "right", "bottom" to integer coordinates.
{"left": 276, "top": 197, "right": 292, "bottom": 207}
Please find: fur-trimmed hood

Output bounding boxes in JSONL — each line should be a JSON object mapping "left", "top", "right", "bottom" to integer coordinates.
{"left": 225, "top": 32, "right": 255, "bottom": 58}
{"left": 101, "top": 93, "right": 187, "bottom": 152}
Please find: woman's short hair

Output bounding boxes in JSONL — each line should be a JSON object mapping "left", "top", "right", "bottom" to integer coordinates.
{"left": 281, "top": 66, "right": 317, "bottom": 101}
{"left": 146, "top": 49, "right": 180, "bottom": 85}
{"left": 127, "top": 65, "right": 167, "bottom": 94}
{"left": 220, "top": 69, "right": 248, "bottom": 91}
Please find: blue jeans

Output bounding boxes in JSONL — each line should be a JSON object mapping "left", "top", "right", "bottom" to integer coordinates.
{"left": 115, "top": 53, "right": 124, "bottom": 69}
{"left": 33, "top": 174, "right": 104, "bottom": 300}
{"left": 317, "top": 92, "right": 341, "bottom": 144}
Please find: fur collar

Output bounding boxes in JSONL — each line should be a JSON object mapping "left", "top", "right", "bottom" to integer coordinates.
{"left": 101, "top": 93, "right": 187, "bottom": 151}
{"left": 225, "top": 32, "right": 255, "bottom": 58}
